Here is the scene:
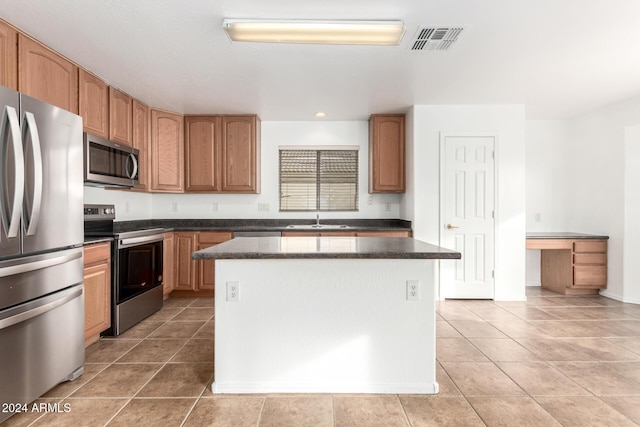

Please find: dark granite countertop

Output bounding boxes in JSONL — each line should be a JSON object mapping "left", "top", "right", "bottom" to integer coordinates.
{"left": 192, "top": 236, "right": 461, "bottom": 260}
{"left": 111, "top": 218, "right": 412, "bottom": 234}
{"left": 526, "top": 232, "right": 609, "bottom": 240}
{"left": 83, "top": 236, "right": 114, "bottom": 245}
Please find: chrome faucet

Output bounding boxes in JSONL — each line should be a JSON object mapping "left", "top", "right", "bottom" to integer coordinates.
{"left": 316, "top": 213, "right": 320, "bottom": 226}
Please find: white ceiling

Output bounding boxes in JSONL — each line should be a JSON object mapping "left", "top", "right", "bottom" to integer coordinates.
{"left": 2, "top": 0, "right": 640, "bottom": 121}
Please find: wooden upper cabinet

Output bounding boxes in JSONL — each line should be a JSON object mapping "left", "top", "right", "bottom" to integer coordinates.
{"left": 18, "top": 34, "right": 78, "bottom": 113}
{"left": 132, "top": 99, "right": 150, "bottom": 191}
{"left": 150, "top": 108, "right": 184, "bottom": 192}
{"left": 221, "top": 115, "right": 260, "bottom": 193}
{"left": 185, "top": 115, "right": 221, "bottom": 192}
{"left": 0, "top": 20, "right": 18, "bottom": 90}
{"left": 109, "top": 87, "right": 133, "bottom": 145}
{"left": 369, "top": 114, "right": 405, "bottom": 193}
{"left": 78, "top": 69, "right": 108, "bottom": 137}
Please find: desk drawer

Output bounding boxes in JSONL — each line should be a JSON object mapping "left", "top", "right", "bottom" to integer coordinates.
{"left": 526, "top": 239, "right": 572, "bottom": 250}
{"left": 574, "top": 240, "right": 607, "bottom": 253}
{"left": 573, "top": 265, "right": 607, "bottom": 287}
{"left": 574, "top": 253, "right": 607, "bottom": 265}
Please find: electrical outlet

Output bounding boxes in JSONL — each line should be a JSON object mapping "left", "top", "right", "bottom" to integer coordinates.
{"left": 367, "top": 196, "right": 373, "bottom": 205}
{"left": 384, "top": 202, "right": 392, "bottom": 212}
{"left": 406, "top": 280, "right": 420, "bottom": 301}
{"left": 226, "top": 281, "right": 239, "bottom": 302}
{"left": 534, "top": 212, "right": 541, "bottom": 222}
{"left": 258, "top": 202, "right": 270, "bottom": 212}
{"left": 124, "top": 202, "right": 130, "bottom": 213}
{"left": 212, "top": 202, "right": 219, "bottom": 212}
{"left": 171, "top": 202, "right": 179, "bottom": 213}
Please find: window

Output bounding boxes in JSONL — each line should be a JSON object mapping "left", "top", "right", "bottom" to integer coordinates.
{"left": 279, "top": 148, "right": 359, "bottom": 211}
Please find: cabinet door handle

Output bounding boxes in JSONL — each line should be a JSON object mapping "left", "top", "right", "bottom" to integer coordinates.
{"left": 446, "top": 224, "right": 460, "bottom": 229}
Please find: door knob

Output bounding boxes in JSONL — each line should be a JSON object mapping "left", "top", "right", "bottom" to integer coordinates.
{"left": 446, "top": 224, "right": 460, "bottom": 229}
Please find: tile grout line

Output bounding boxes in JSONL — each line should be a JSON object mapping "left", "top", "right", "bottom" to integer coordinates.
{"left": 396, "top": 393, "right": 414, "bottom": 427}
{"left": 102, "top": 301, "right": 207, "bottom": 425}
{"left": 255, "top": 394, "right": 268, "bottom": 427}
{"left": 438, "top": 295, "right": 640, "bottom": 426}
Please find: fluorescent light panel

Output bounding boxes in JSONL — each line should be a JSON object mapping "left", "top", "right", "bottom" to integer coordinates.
{"left": 223, "top": 19, "right": 405, "bottom": 45}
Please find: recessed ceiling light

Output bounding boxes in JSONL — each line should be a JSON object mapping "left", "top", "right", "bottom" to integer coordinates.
{"left": 314, "top": 112, "right": 327, "bottom": 118}
{"left": 222, "top": 19, "right": 405, "bottom": 45}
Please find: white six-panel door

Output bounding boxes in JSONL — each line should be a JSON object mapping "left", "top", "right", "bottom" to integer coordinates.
{"left": 440, "top": 134, "right": 496, "bottom": 299}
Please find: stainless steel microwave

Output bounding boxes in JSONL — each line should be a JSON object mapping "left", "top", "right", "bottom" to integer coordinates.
{"left": 83, "top": 133, "right": 139, "bottom": 187}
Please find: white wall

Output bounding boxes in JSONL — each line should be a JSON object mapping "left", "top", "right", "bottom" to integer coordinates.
{"left": 84, "top": 121, "right": 402, "bottom": 221}
{"left": 624, "top": 125, "right": 640, "bottom": 303}
{"left": 525, "top": 121, "right": 570, "bottom": 231}
{"left": 406, "top": 105, "right": 527, "bottom": 301}
{"left": 400, "top": 109, "right": 415, "bottom": 222}
{"left": 564, "top": 96, "right": 640, "bottom": 302}
{"left": 524, "top": 120, "right": 571, "bottom": 285}
{"left": 84, "top": 186, "right": 152, "bottom": 221}
{"left": 522, "top": 98, "right": 640, "bottom": 302}
{"left": 152, "top": 121, "right": 401, "bottom": 219}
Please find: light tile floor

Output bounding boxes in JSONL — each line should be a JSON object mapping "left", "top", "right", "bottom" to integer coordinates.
{"left": 6, "top": 288, "right": 640, "bottom": 426}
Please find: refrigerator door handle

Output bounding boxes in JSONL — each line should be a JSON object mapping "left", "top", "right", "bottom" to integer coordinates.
{"left": 0, "top": 285, "right": 82, "bottom": 331}
{"left": 22, "top": 111, "right": 43, "bottom": 236}
{"left": 0, "top": 249, "right": 82, "bottom": 278}
{"left": 0, "top": 106, "right": 25, "bottom": 238}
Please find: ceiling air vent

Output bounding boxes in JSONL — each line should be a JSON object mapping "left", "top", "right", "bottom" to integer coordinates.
{"left": 410, "top": 27, "right": 464, "bottom": 51}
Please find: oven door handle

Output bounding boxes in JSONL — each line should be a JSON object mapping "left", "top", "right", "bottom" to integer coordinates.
{"left": 119, "top": 234, "right": 164, "bottom": 248}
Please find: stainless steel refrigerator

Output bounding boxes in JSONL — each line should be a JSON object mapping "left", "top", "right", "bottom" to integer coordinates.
{"left": 0, "top": 85, "right": 84, "bottom": 423}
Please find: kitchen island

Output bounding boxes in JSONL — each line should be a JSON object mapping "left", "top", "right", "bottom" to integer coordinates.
{"left": 193, "top": 236, "right": 460, "bottom": 394}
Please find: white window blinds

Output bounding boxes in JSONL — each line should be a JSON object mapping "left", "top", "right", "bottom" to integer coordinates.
{"left": 280, "top": 149, "right": 358, "bottom": 211}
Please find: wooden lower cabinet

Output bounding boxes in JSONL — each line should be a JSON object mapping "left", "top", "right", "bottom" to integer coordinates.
{"left": 162, "top": 232, "right": 175, "bottom": 299}
{"left": 171, "top": 231, "right": 233, "bottom": 297}
{"left": 572, "top": 240, "right": 607, "bottom": 289}
{"left": 83, "top": 242, "right": 111, "bottom": 347}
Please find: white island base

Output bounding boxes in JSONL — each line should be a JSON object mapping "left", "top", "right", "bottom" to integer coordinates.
{"left": 213, "top": 258, "right": 438, "bottom": 394}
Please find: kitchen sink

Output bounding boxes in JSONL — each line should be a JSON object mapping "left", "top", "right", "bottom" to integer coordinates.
{"left": 285, "top": 224, "right": 352, "bottom": 230}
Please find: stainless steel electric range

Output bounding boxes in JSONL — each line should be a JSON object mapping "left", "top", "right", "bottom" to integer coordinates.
{"left": 84, "top": 204, "right": 164, "bottom": 335}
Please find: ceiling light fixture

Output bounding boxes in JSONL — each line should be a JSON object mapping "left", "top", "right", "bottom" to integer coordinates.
{"left": 222, "top": 19, "right": 405, "bottom": 45}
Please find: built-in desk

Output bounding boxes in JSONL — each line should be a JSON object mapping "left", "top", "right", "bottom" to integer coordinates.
{"left": 526, "top": 232, "right": 609, "bottom": 295}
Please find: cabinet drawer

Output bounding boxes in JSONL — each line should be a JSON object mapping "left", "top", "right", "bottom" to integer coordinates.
{"left": 356, "top": 231, "right": 411, "bottom": 237}
{"left": 574, "top": 240, "right": 607, "bottom": 253}
{"left": 526, "top": 239, "right": 572, "bottom": 250}
{"left": 198, "top": 231, "right": 233, "bottom": 244}
{"left": 574, "top": 253, "right": 607, "bottom": 265}
{"left": 573, "top": 265, "right": 607, "bottom": 287}
{"left": 84, "top": 242, "right": 111, "bottom": 266}
{"left": 282, "top": 231, "right": 321, "bottom": 237}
